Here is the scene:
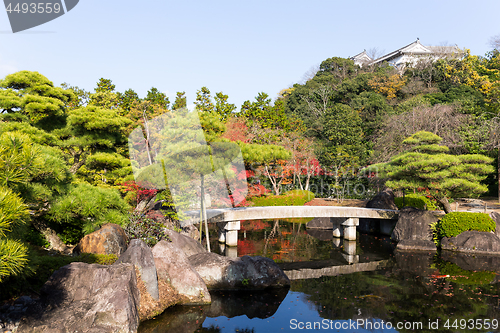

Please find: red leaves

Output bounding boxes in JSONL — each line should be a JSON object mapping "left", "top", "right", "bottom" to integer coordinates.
{"left": 119, "top": 180, "right": 157, "bottom": 204}
{"left": 222, "top": 117, "right": 251, "bottom": 143}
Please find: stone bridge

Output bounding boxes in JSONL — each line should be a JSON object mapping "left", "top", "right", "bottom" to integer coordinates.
{"left": 184, "top": 206, "right": 398, "bottom": 246}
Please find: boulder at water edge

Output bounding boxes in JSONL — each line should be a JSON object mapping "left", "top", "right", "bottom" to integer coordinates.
{"left": 366, "top": 188, "right": 398, "bottom": 210}
{"left": 152, "top": 240, "right": 211, "bottom": 305}
{"left": 116, "top": 239, "right": 159, "bottom": 301}
{"left": 188, "top": 252, "right": 290, "bottom": 290}
{"left": 391, "top": 207, "right": 437, "bottom": 251}
{"left": 18, "top": 262, "right": 140, "bottom": 333}
{"left": 441, "top": 230, "right": 500, "bottom": 254}
{"left": 74, "top": 223, "right": 128, "bottom": 256}
{"left": 164, "top": 228, "right": 206, "bottom": 257}
{"left": 490, "top": 211, "right": 500, "bottom": 238}
{"left": 359, "top": 188, "right": 398, "bottom": 234}
{"left": 115, "top": 239, "right": 179, "bottom": 321}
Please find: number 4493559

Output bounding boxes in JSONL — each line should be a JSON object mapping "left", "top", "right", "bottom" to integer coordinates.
{"left": 444, "top": 319, "right": 498, "bottom": 330}
{"left": 5, "top": 2, "right": 62, "bottom": 14}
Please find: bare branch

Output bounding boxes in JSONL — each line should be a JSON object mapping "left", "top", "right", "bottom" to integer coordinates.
{"left": 489, "top": 34, "right": 500, "bottom": 50}
{"left": 372, "top": 104, "right": 470, "bottom": 162}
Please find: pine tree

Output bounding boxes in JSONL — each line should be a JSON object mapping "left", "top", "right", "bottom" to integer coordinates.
{"left": 370, "top": 131, "right": 494, "bottom": 213}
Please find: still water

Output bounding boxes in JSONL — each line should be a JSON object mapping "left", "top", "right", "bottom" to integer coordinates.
{"left": 139, "top": 219, "right": 500, "bottom": 333}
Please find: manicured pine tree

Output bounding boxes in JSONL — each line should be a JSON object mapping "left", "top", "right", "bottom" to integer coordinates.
{"left": 370, "top": 131, "right": 494, "bottom": 213}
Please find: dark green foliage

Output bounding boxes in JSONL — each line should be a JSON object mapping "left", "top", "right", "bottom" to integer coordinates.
{"left": 370, "top": 131, "right": 494, "bottom": 213}
{"left": 124, "top": 213, "right": 171, "bottom": 247}
{"left": 316, "top": 57, "right": 358, "bottom": 80}
{"left": 423, "top": 85, "right": 484, "bottom": 108}
{"left": 145, "top": 87, "right": 169, "bottom": 109}
{"left": 318, "top": 103, "right": 367, "bottom": 171}
{"left": 394, "top": 193, "right": 437, "bottom": 210}
{"left": 48, "top": 183, "right": 130, "bottom": 239}
{"left": 118, "top": 88, "right": 140, "bottom": 112}
{"left": 0, "top": 71, "right": 75, "bottom": 129}
{"left": 172, "top": 91, "right": 187, "bottom": 110}
{"left": 437, "top": 212, "right": 495, "bottom": 238}
{"left": 240, "top": 92, "right": 296, "bottom": 133}
{"left": 349, "top": 91, "right": 393, "bottom": 137}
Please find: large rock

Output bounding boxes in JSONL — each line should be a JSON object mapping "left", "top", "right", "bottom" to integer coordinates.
{"left": 441, "top": 230, "right": 500, "bottom": 254}
{"left": 18, "top": 262, "right": 140, "bottom": 333}
{"left": 359, "top": 188, "right": 397, "bottom": 234}
{"left": 115, "top": 239, "right": 182, "bottom": 321}
{"left": 164, "top": 228, "right": 206, "bottom": 257}
{"left": 490, "top": 211, "right": 500, "bottom": 238}
{"left": 391, "top": 207, "right": 437, "bottom": 251}
{"left": 152, "top": 240, "right": 211, "bottom": 305}
{"left": 189, "top": 252, "right": 290, "bottom": 290}
{"left": 74, "top": 223, "right": 128, "bottom": 256}
{"left": 366, "top": 188, "right": 398, "bottom": 210}
{"left": 116, "top": 239, "right": 159, "bottom": 301}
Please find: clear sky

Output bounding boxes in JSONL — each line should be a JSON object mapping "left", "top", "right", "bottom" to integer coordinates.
{"left": 1, "top": 0, "right": 499, "bottom": 110}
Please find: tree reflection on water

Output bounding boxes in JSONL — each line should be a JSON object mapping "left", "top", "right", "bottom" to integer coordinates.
{"left": 139, "top": 219, "right": 500, "bottom": 333}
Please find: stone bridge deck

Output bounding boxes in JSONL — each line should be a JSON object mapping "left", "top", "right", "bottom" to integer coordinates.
{"left": 184, "top": 206, "right": 398, "bottom": 246}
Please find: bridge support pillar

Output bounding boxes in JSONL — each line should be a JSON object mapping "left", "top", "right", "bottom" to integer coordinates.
{"left": 218, "top": 221, "right": 240, "bottom": 247}
{"left": 342, "top": 218, "right": 359, "bottom": 241}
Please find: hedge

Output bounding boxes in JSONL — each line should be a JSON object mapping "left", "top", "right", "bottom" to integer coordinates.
{"left": 437, "top": 212, "right": 495, "bottom": 239}
{"left": 248, "top": 190, "right": 315, "bottom": 206}
{"left": 394, "top": 193, "right": 437, "bottom": 210}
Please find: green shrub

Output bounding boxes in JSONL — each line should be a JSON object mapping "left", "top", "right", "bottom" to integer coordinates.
{"left": 283, "top": 189, "right": 315, "bottom": 201}
{"left": 124, "top": 212, "right": 171, "bottom": 247}
{"left": 394, "top": 193, "right": 437, "bottom": 210}
{"left": 437, "top": 212, "right": 495, "bottom": 239}
{"left": 249, "top": 190, "right": 315, "bottom": 206}
{"left": 48, "top": 183, "right": 130, "bottom": 241}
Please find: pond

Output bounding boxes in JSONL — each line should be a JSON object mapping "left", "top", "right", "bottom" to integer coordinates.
{"left": 138, "top": 219, "right": 500, "bottom": 333}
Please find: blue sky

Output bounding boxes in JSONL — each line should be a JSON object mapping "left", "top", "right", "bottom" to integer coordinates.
{"left": 1, "top": 0, "right": 499, "bottom": 110}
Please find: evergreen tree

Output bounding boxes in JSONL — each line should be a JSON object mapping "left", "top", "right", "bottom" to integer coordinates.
{"left": 369, "top": 131, "right": 494, "bottom": 213}
{"left": 0, "top": 71, "right": 75, "bottom": 130}
{"left": 0, "top": 186, "right": 29, "bottom": 282}
{"left": 145, "top": 87, "right": 169, "bottom": 110}
{"left": 172, "top": 91, "right": 187, "bottom": 110}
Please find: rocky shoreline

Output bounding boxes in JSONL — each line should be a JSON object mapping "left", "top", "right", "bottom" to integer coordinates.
{"left": 0, "top": 227, "right": 289, "bottom": 333}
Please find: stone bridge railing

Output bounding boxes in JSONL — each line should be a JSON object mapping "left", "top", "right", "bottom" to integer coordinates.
{"left": 183, "top": 206, "right": 398, "bottom": 246}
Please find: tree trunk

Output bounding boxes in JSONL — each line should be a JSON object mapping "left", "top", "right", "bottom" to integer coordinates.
{"left": 69, "top": 152, "right": 86, "bottom": 174}
{"left": 437, "top": 197, "right": 453, "bottom": 214}
{"left": 32, "top": 220, "right": 72, "bottom": 254}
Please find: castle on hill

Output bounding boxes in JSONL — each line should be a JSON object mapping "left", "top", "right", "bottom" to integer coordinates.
{"left": 351, "top": 39, "right": 461, "bottom": 70}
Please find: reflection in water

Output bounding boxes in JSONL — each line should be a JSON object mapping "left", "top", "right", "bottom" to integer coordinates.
{"left": 139, "top": 219, "right": 500, "bottom": 333}
{"left": 138, "top": 288, "right": 288, "bottom": 333}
